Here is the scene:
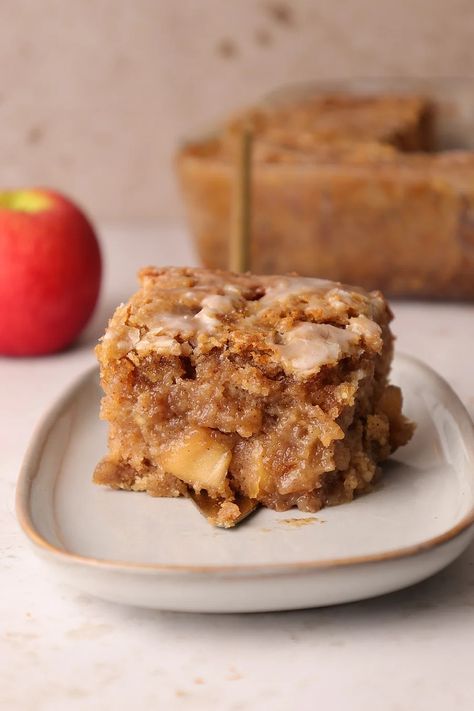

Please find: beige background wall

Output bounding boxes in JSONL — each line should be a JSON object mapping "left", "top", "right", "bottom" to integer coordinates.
{"left": 0, "top": 0, "right": 473, "bottom": 221}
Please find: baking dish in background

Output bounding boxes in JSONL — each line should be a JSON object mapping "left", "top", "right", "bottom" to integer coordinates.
{"left": 176, "top": 79, "right": 474, "bottom": 299}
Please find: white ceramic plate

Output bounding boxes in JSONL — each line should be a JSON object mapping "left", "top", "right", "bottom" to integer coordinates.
{"left": 16, "top": 354, "right": 474, "bottom": 613}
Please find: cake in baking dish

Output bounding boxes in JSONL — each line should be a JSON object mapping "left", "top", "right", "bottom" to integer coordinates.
{"left": 176, "top": 91, "right": 474, "bottom": 299}
{"left": 93, "top": 267, "right": 413, "bottom": 527}
{"left": 224, "top": 93, "right": 434, "bottom": 151}
{"left": 177, "top": 140, "right": 474, "bottom": 299}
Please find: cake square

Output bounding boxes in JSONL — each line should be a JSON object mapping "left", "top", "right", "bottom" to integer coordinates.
{"left": 94, "top": 267, "right": 413, "bottom": 527}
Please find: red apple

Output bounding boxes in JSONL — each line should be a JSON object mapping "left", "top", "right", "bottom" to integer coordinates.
{"left": 0, "top": 188, "right": 102, "bottom": 356}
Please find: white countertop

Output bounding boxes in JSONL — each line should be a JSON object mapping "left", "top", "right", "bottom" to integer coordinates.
{"left": 2, "top": 225, "right": 474, "bottom": 711}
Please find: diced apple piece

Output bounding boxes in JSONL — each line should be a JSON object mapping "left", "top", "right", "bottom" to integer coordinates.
{"left": 161, "top": 428, "right": 232, "bottom": 494}
{"left": 241, "top": 441, "right": 270, "bottom": 499}
{"left": 248, "top": 450, "right": 265, "bottom": 499}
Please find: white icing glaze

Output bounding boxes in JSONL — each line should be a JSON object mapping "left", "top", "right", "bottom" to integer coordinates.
{"left": 261, "top": 276, "right": 337, "bottom": 305}
{"left": 223, "top": 283, "right": 241, "bottom": 295}
{"left": 144, "top": 294, "right": 239, "bottom": 346}
{"left": 348, "top": 315, "right": 382, "bottom": 351}
{"left": 104, "top": 326, "right": 140, "bottom": 356}
{"left": 148, "top": 313, "right": 195, "bottom": 337}
{"left": 326, "top": 287, "right": 365, "bottom": 314}
{"left": 203, "top": 295, "right": 235, "bottom": 311}
{"left": 194, "top": 294, "right": 236, "bottom": 331}
{"left": 276, "top": 322, "right": 360, "bottom": 376}
{"left": 135, "top": 331, "right": 183, "bottom": 357}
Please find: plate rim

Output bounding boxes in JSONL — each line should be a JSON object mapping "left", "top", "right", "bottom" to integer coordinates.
{"left": 16, "top": 353, "right": 474, "bottom": 578}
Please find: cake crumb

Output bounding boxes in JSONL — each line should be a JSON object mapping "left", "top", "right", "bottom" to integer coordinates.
{"left": 279, "top": 517, "right": 319, "bottom": 527}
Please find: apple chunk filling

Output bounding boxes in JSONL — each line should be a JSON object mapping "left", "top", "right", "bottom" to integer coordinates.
{"left": 160, "top": 427, "right": 232, "bottom": 496}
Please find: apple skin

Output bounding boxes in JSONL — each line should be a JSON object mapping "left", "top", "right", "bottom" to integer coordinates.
{"left": 0, "top": 188, "right": 102, "bottom": 356}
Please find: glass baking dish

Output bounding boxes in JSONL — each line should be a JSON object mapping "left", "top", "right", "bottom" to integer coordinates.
{"left": 176, "top": 78, "right": 474, "bottom": 299}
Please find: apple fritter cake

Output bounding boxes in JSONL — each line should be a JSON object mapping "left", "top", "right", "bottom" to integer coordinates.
{"left": 94, "top": 267, "right": 413, "bottom": 527}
